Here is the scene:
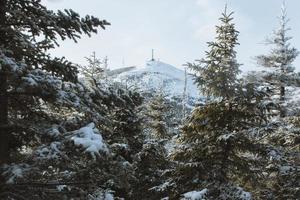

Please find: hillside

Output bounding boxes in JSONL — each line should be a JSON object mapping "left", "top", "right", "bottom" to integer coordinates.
{"left": 108, "top": 60, "right": 200, "bottom": 98}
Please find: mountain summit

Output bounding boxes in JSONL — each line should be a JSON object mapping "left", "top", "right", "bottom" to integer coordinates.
{"left": 109, "top": 60, "right": 199, "bottom": 98}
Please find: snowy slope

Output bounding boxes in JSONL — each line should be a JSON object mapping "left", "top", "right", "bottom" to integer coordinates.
{"left": 109, "top": 60, "right": 199, "bottom": 98}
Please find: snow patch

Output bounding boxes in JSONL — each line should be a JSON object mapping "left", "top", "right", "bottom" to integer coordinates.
{"left": 217, "top": 132, "right": 236, "bottom": 142}
{"left": 71, "top": 123, "right": 108, "bottom": 159}
{"left": 1, "top": 163, "right": 31, "bottom": 184}
{"left": 182, "top": 189, "right": 208, "bottom": 200}
{"left": 236, "top": 187, "right": 252, "bottom": 200}
{"left": 35, "top": 141, "right": 62, "bottom": 160}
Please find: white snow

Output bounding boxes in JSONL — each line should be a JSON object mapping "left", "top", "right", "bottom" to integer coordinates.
{"left": 71, "top": 123, "right": 108, "bottom": 159}
{"left": 110, "top": 60, "right": 200, "bottom": 98}
{"left": 57, "top": 184, "right": 68, "bottom": 191}
{"left": 36, "top": 141, "right": 62, "bottom": 160}
{"left": 279, "top": 165, "right": 295, "bottom": 175}
{"left": 46, "top": 126, "right": 61, "bottom": 137}
{"left": 104, "top": 193, "right": 114, "bottom": 200}
{"left": 111, "top": 143, "right": 129, "bottom": 149}
{"left": 22, "top": 76, "right": 38, "bottom": 86}
{"left": 88, "top": 189, "right": 115, "bottom": 200}
{"left": 240, "top": 191, "right": 251, "bottom": 200}
{"left": 236, "top": 187, "right": 252, "bottom": 200}
{"left": 217, "top": 132, "right": 236, "bottom": 141}
{"left": 0, "top": 50, "right": 27, "bottom": 73}
{"left": 286, "top": 86, "right": 300, "bottom": 115}
{"left": 268, "top": 149, "right": 282, "bottom": 161}
{"left": 182, "top": 189, "right": 208, "bottom": 200}
{"left": 1, "top": 164, "right": 30, "bottom": 184}
{"left": 150, "top": 180, "right": 174, "bottom": 192}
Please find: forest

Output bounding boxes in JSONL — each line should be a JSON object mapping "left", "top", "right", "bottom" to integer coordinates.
{"left": 0, "top": 0, "right": 299, "bottom": 199}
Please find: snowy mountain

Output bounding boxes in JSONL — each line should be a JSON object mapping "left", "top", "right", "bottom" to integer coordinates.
{"left": 108, "top": 60, "right": 200, "bottom": 98}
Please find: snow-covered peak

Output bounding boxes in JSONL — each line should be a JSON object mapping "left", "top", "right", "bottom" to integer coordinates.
{"left": 109, "top": 60, "right": 200, "bottom": 98}
{"left": 138, "top": 60, "right": 184, "bottom": 80}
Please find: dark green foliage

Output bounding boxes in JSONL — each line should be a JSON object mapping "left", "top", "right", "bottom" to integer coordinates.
{"left": 109, "top": 89, "right": 144, "bottom": 161}
{"left": 1, "top": 1, "right": 299, "bottom": 200}
{"left": 170, "top": 7, "right": 271, "bottom": 199}
{"left": 258, "top": 117, "right": 300, "bottom": 200}
{"left": 170, "top": 90, "right": 268, "bottom": 198}
{"left": 0, "top": 0, "right": 110, "bottom": 164}
{"left": 132, "top": 140, "right": 168, "bottom": 200}
{"left": 188, "top": 7, "right": 241, "bottom": 100}
{"left": 146, "top": 93, "right": 169, "bottom": 140}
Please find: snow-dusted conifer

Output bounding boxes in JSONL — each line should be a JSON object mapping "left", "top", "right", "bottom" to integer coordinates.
{"left": 146, "top": 92, "right": 169, "bottom": 140}
{"left": 169, "top": 7, "right": 269, "bottom": 199}
{"left": 80, "top": 52, "right": 106, "bottom": 87}
{"left": 256, "top": 1, "right": 299, "bottom": 117}
{"left": 0, "top": 0, "right": 109, "bottom": 166}
{"left": 188, "top": 5, "right": 241, "bottom": 100}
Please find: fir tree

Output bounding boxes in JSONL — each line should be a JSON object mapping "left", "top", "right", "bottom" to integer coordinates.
{"left": 131, "top": 92, "right": 171, "bottom": 199}
{"left": 188, "top": 5, "right": 241, "bottom": 100}
{"left": 0, "top": 0, "right": 109, "bottom": 166}
{"left": 256, "top": 1, "right": 299, "bottom": 117}
{"left": 80, "top": 52, "right": 106, "bottom": 87}
{"left": 169, "top": 7, "right": 269, "bottom": 199}
{"left": 146, "top": 92, "right": 169, "bottom": 140}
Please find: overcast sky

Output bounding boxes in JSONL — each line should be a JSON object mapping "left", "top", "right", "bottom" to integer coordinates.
{"left": 42, "top": 0, "right": 300, "bottom": 72}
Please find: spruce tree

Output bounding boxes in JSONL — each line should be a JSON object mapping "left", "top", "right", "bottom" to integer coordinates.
{"left": 256, "top": 1, "right": 299, "bottom": 117}
{"left": 169, "top": 7, "right": 269, "bottom": 199}
{"left": 131, "top": 92, "right": 170, "bottom": 199}
{"left": 0, "top": 0, "right": 109, "bottom": 188}
{"left": 146, "top": 92, "right": 169, "bottom": 140}
{"left": 188, "top": 6, "right": 240, "bottom": 100}
{"left": 80, "top": 52, "right": 106, "bottom": 87}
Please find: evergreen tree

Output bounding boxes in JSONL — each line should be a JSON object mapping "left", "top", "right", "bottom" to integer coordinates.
{"left": 242, "top": 71, "right": 278, "bottom": 118}
{"left": 0, "top": 81, "right": 146, "bottom": 199}
{"left": 146, "top": 92, "right": 169, "bottom": 140}
{"left": 256, "top": 1, "right": 299, "bottom": 117}
{"left": 0, "top": 0, "right": 109, "bottom": 166}
{"left": 80, "top": 52, "right": 106, "bottom": 87}
{"left": 131, "top": 92, "right": 171, "bottom": 199}
{"left": 169, "top": 7, "right": 270, "bottom": 199}
{"left": 132, "top": 139, "right": 168, "bottom": 200}
{"left": 267, "top": 125, "right": 300, "bottom": 199}
{"left": 188, "top": 6, "right": 241, "bottom": 100}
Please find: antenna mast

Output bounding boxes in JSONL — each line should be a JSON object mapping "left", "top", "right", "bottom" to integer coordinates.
{"left": 151, "top": 49, "right": 155, "bottom": 61}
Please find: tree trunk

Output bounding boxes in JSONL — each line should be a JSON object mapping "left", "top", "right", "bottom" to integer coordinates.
{"left": 0, "top": 72, "right": 9, "bottom": 165}
{"left": 0, "top": 0, "right": 9, "bottom": 166}
{"left": 280, "top": 85, "right": 285, "bottom": 118}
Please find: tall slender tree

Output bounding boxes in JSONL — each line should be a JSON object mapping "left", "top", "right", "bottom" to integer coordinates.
{"left": 80, "top": 52, "right": 106, "bottom": 87}
{"left": 169, "top": 7, "right": 269, "bottom": 199}
{"left": 256, "top": 1, "right": 299, "bottom": 117}
{"left": 188, "top": 5, "right": 241, "bottom": 100}
{"left": 146, "top": 92, "right": 169, "bottom": 140}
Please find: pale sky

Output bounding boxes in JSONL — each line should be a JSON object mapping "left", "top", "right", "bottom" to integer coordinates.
{"left": 42, "top": 0, "right": 300, "bottom": 73}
